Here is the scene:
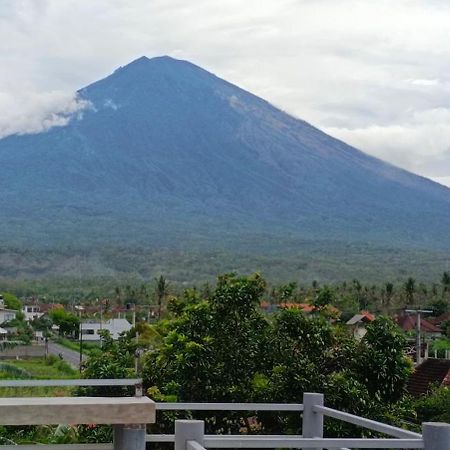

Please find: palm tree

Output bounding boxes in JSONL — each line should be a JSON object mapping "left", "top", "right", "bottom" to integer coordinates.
{"left": 404, "top": 277, "right": 416, "bottom": 305}
{"left": 155, "top": 275, "right": 168, "bottom": 319}
{"left": 114, "top": 286, "right": 122, "bottom": 305}
{"left": 382, "top": 282, "right": 394, "bottom": 313}
{"left": 442, "top": 272, "right": 450, "bottom": 293}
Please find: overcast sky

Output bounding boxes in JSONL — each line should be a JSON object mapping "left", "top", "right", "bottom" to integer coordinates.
{"left": 1, "top": 0, "right": 450, "bottom": 187}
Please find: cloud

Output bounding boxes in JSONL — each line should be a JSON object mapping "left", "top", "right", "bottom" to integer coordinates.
{"left": 0, "top": 91, "right": 90, "bottom": 138}
{"left": 432, "top": 176, "right": 450, "bottom": 187}
{"left": 1, "top": 0, "right": 450, "bottom": 185}
{"left": 324, "top": 108, "right": 450, "bottom": 179}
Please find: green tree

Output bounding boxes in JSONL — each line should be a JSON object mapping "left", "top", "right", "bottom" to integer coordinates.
{"left": 442, "top": 272, "right": 450, "bottom": 293}
{"left": 81, "top": 274, "right": 414, "bottom": 437}
{"left": 404, "top": 277, "right": 416, "bottom": 305}
{"left": 415, "top": 385, "right": 450, "bottom": 423}
{"left": 382, "top": 282, "right": 394, "bottom": 313}
{"left": 49, "top": 308, "right": 80, "bottom": 338}
{"left": 1, "top": 292, "right": 22, "bottom": 311}
{"left": 313, "top": 285, "right": 335, "bottom": 309}
{"left": 277, "top": 282, "right": 298, "bottom": 302}
{"left": 155, "top": 275, "right": 169, "bottom": 319}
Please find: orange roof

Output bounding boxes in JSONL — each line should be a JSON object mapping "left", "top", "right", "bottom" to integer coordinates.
{"left": 360, "top": 311, "right": 375, "bottom": 321}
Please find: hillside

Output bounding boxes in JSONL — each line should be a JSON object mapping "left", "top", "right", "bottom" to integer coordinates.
{"left": 0, "top": 56, "right": 449, "bottom": 281}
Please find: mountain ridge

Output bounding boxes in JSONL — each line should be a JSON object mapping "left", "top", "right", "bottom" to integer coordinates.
{"left": 0, "top": 55, "right": 449, "bottom": 281}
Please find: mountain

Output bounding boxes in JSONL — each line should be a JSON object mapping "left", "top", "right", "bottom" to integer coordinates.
{"left": 0, "top": 56, "right": 449, "bottom": 281}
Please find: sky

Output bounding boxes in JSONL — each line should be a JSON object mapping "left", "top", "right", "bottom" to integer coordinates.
{"left": 1, "top": 0, "right": 450, "bottom": 187}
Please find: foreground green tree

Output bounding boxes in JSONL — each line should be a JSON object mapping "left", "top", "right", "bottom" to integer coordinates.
{"left": 414, "top": 385, "right": 450, "bottom": 423}
{"left": 140, "top": 273, "right": 413, "bottom": 436}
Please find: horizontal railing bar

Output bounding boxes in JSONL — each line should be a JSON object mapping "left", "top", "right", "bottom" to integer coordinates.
{"left": 187, "top": 440, "right": 207, "bottom": 450}
{"left": 155, "top": 403, "right": 303, "bottom": 411}
{"left": 0, "top": 444, "right": 113, "bottom": 450}
{"left": 202, "top": 437, "right": 424, "bottom": 448}
{"left": 146, "top": 435, "right": 304, "bottom": 442}
{"left": 314, "top": 405, "right": 422, "bottom": 439}
{"left": 0, "top": 379, "right": 141, "bottom": 388}
{"left": 146, "top": 434, "right": 175, "bottom": 442}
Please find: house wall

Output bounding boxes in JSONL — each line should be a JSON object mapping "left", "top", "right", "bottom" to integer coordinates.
{"left": 0, "top": 310, "right": 16, "bottom": 324}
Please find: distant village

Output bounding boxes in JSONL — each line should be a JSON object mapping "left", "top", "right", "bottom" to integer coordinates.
{"left": 0, "top": 292, "right": 449, "bottom": 398}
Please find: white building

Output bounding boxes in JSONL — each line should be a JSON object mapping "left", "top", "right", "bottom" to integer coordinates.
{"left": 346, "top": 311, "right": 375, "bottom": 339}
{"left": 0, "top": 307, "right": 17, "bottom": 325}
{"left": 0, "top": 327, "right": 8, "bottom": 341}
{"left": 22, "top": 305, "right": 44, "bottom": 322}
{"left": 81, "top": 318, "right": 132, "bottom": 341}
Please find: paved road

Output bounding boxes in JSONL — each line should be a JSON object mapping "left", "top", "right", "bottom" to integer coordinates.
{"left": 47, "top": 342, "right": 85, "bottom": 368}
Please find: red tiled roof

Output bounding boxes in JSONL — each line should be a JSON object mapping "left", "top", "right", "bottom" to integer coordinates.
{"left": 396, "top": 315, "right": 441, "bottom": 332}
{"left": 40, "top": 303, "right": 64, "bottom": 313}
{"left": 407, "top": 358, "right": 450, "bottom": 397}
{"left": 430, "top": 312, "right": 450, "bottom": 326}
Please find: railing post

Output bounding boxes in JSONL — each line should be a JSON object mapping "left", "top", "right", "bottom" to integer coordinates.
{"left": 135, "top": 380, "right": 143, "bottom": 397}
{"left": 175, "top": 420, "right": 205, "bottom": 450}
{"left": 114, "top": 424, "right": 146, "bottom": 450}
{"left": 422, "top": 422, "right": 450, "bottom": 450}
{"left": 302, "top": 392, "right": 324, "bottom": 450}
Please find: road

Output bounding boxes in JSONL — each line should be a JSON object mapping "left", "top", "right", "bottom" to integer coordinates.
{"left": 47, "top": 342, "right": 86, "bottom": 368}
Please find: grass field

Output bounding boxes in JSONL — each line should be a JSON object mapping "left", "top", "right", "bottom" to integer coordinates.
{"left": 0, "top": 357, "right": 77, "bottom": 397}
{"left": 55, "top": 337, "right": 100, "bottom": 356}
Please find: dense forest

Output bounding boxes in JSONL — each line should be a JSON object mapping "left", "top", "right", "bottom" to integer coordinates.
{"left": 0, "top": 240, "right": 449, "bottom": 289}
{"left": 2, "top": 268, "right": 449, "bottom": 322}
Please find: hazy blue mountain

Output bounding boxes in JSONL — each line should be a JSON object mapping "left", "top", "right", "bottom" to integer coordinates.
{"left": 0, "top": 55, "right": 449, "bottom": 260}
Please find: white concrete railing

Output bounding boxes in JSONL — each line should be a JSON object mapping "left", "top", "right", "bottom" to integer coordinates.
{"left": 151, "top": 393, "right": 449, "bottom": 450}
{"left": 0, "top": 382, "right": 449, "bottom": 450}
{"left": 0, "top": 378, "right": 150, "bottom": 450}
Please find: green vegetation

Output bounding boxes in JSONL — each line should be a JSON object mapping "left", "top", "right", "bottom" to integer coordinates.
{"left": 0, "top": 356, "right": 79, "bottom": 444}
{"left": 0, "top": 271, "right": 448, "bottom": 444}
{"left": 1, "top": 243, "right": 449, "bottom": 300}
{"left": 429, "top": 338, "right": 450, "bottom": 358}
{"left": 6, "top": 357, "right": 76, "bottom": 378}
{"left": 82, "top": 273, "right": 416, "bottom": 436}
{"left": 56, "top": 337, "right": 99, "bottom": 356}
{"left": 0, "top": 362, "right": 31, "bottom": 379}
{"left": 414, "top": 385, "right": 450, "bottom": 423}
{"left": 48, "top": 309, "right": 79, "bottom": 338}
{"left": 0, "top": 357, "right": 76, "bottom": 399}
{"left": 1, "top": 292, "right": 22, "bottom": 310}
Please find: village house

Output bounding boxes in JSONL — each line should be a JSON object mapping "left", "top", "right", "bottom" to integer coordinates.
{"left": 22, "top": 304, "right": 45, "bottom": 322}
{"left": 407, "top": 358, "right": 450, "bottom": 397}
{"left": 0, "top": 297, "right": 17, "bottom": 325}
{"left": 346, "top": 311, "right": 375, "bottom": 339}
{"left": 81, "top": 318, "right": 132, "bottom": 341}
{"left": 0, "top": 327, "right": 7, "bottom": 341}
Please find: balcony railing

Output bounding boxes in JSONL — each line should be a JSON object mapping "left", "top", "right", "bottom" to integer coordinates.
{"left": 0, "top": 379, "right": 448, "bottom": 450}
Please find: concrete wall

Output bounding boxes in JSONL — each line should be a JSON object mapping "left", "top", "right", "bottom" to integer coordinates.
{"left": 0, "top": 344, "right": 45, "bottom": 359}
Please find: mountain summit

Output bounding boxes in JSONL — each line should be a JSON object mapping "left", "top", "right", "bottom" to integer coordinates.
{"left": 0, "top": 56, "right": 449, "bottom": 274}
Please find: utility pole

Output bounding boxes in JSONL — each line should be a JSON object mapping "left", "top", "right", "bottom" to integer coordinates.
{"left": 75, "top": 305, "right": 84, "bottom": 372}
{"left": 405, "top": 308, "right": 433, "bottom": 365}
